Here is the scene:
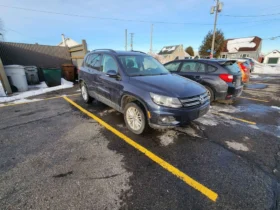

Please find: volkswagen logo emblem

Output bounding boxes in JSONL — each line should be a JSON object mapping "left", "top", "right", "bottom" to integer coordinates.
{"left": 199, "top": 96, "right": 205, "bottom": 104}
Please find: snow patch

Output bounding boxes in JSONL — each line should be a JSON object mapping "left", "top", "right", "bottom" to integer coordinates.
{"left": 253, "top": 63, "right": 280, "bottom": 74}
{"left": 250, "top": 75, "right": 260, "bottom": 79}
{"left": 175, "top": 127, "right": 201, "bottom": 137}
{"left": 227, "top": 37, "right": 255, "bottom": 53}
{"left": 248, "top": 124, "right": 259, "bottom": 130}
{"left": 0, "top": 79, "right": 73, "bottom": 103}
{"left": 0, "top": 80, "right": 6, "bottom": 97}
{"left": 226, "top": 141, "right": 249, "bottom": 151}
{"left": 271, "top": 106, "right": 280, "bottom": 110}
{"left": 159, "top": 130, "right": 177, "bottom": 146}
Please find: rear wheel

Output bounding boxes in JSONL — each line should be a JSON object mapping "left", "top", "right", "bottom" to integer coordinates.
{"left": 124, "top": 102, "right": 147, "bottom": 134}
{"left": 205, "top": 86, "right": 214, "bottom": 102}
{"left": 81, "top": 82, "right": 93, "bottom": 104}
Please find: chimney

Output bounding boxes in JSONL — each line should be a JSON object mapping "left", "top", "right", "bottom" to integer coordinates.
{"left": 61, "top": 34, "right": 66, "bottom": 46}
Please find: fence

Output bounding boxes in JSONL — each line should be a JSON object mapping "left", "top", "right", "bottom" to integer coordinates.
{"left": 0, "top": 42, "right": 72, "bottom": 68}
{"left": 69, "top": 40, "right": 88, "bottom": 68}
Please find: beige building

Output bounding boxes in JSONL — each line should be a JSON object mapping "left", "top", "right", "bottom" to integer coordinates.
{"left": 58, "top": 34, "right": 79, "bottom": 47}
{"left": 158, "top": 45, "right": 185, "bottom": 63}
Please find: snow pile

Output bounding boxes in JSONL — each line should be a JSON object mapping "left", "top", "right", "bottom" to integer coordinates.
{"left": 227, "top": 37, "right": 256, "bottom": 53}
{"left": 0, "top": 79, "right": 73, "bottom": 103}
{"left": 253, "top": 62, "right": 280, "bottom": 74}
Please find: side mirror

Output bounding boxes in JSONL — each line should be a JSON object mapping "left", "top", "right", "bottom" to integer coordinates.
{"left": 106, "top": 70, "right": 118, "bottom": 78}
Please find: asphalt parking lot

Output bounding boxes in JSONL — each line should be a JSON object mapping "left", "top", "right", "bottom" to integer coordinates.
{"left": 0, "top": 74, "right": 280, "bottom": 210}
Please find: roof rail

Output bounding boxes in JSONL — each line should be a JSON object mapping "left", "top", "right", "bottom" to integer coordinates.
{"left": 131, "top": 50, "right": 146, "bottom": 54}
{"left": 92, "top": 49, "right": 116, "bottom": 53}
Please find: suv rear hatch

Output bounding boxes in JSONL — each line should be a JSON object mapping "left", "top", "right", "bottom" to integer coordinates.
{"left": 218, "top": 60, "right": 242, "bottom": 87}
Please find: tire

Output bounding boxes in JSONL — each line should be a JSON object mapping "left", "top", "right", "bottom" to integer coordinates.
{"left": 124, "top": 102, "right": 147, "bottom": 135}
{"left": 81, "top": 82, "right": 93, "bottom": 104}
{"left": 204, "top": 86, "right": 214, "bottom": 102}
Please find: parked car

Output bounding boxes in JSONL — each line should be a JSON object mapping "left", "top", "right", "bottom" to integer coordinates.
{"left": 164, "top": 59, "right": 243, "bottom": 102}
{"left": 235, "top": 60, "right": 251, "bottom": 83}
{"left": 79, "top": 49, "right": 210, "bottom": 134}
{"left": 244, "top": 58, "right": 255, "bottom": 72}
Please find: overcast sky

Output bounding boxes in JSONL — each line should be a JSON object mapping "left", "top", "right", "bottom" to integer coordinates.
{"left": 1, "top": 0, "right": 280, "bottom": 54}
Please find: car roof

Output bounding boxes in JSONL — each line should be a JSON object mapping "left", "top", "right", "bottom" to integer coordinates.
{"left": 165, "top": 59, "right": 237, "bottom": 65}
{"left": 89, "top": 49, "right": 148, "bottom": 56}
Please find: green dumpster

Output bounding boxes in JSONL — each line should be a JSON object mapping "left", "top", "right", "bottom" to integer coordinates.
{"left": 42, "top": 68, "right": 62, "bottom": 87}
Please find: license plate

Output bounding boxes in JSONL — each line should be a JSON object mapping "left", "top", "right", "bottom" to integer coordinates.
{"left": 199, "top": 106, "right": 209, "bottom": 117}
{"left": 235, "top": 78, "right": 241, "bottom": 87}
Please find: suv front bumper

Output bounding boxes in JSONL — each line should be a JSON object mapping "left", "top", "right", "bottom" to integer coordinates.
{"left": 148, "top": 102, "right": 210, "bottom": 129}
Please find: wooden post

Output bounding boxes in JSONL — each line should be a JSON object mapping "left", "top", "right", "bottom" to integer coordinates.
{"left": 0, "top": 58, "right": 12, "bottom": 94}
{"left": 82, "top": 40, "right": 88, "bottom": 54}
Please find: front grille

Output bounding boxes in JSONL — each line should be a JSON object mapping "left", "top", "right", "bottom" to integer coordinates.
{"left": 180, "top": 92, "right": 210, "bottom": 107}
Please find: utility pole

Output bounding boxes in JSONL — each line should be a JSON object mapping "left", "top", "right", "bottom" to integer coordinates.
{"left": 130, "top": 33, "right": 134, "bottom": 51}
{"left": 125, "top": 29, "right": 127, "bottom": 51}
{"left": 210, "top": 0, "right": 222, "bottom": 58}
{"left": 150, "top": 24, "right": 153, "bottom": 53}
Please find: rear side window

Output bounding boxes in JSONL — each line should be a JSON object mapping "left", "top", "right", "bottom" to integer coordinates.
{"left": 181, "top": 62, "right": 198, "bottom": 72}
{"left": 222, "top": 62, "right": 240, "bottom": 74}
{"left": 207, "top": 65, "right": 217, "bottom": 73}
{"left": 164, "top": 62, "right": 181, "bottom": 72}
{"left": 86, "top": 53, "right": 102, "bottom": 71}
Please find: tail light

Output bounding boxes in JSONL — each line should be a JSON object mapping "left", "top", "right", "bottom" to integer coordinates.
{"left": 219, "top": 74, "right": 233, "bottom": 83}
{"left": 240, "top": 63, "right": 248, "bottom": 72}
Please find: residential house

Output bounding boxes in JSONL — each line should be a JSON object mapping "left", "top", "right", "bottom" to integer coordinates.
{"left": 58, "top": 34, "right": 79, "bottom": 47}
{"left": 263, "top": 50, "right": 280, "bottom": 65}
{"left": 158, "top": 45, "right": 185, "bottom": 63}
{"left": 220, "top": 36, "right": 262, "bottom": 60}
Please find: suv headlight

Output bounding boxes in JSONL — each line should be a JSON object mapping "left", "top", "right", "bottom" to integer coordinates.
{"left": 150, "top": 93, "right": 182, "bottom": 108}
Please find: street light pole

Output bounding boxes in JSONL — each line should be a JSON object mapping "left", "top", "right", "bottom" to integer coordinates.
{"left": 210, "top": 0, "right": 220, "bottom": 58}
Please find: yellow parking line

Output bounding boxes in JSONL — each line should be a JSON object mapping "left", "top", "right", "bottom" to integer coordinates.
{"left": 63, "top": 96, "right": 218, "bottom": 202}
{"left": 214, "top": 113, "right": 256, "bottom": 125}
{"left": 0, "top": 93, "right": 81, "bottom": 108}
{"left": 238, "top": 96, "right": 269, "bottom": 103}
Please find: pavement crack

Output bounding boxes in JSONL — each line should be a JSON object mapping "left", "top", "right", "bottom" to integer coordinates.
{"left": 0, "top": 111, "right": 72, "bottom": 131}
{"left": 87, "top": 172, "right": 125, "bottom": 180}
{"left": 53, "top": 171, "right": 73, "bottom": 178}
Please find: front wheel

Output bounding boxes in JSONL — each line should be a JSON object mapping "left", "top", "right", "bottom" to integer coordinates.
{"left": 124, "top": 102, "right": 147, "bottom": 134}
{"left": 205, "top": 86, "right": 214, "bottom": 102}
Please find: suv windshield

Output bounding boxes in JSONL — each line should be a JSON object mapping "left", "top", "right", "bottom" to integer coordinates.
{"left": 118, "top": 55, "right": 169, "bottom": 76}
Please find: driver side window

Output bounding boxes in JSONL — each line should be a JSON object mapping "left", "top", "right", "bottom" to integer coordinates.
{"left": 101, "top": 54, "right": 118, "bottom": 73}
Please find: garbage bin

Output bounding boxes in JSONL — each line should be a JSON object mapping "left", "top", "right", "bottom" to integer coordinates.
{"left": 24, "top": 66, "right": 39, "bottom": 85}
{"left": 42, "top": 68, "right": 62, "bottom": 87}
{"left": 61, "top": 64, "right": 75, "bottom": 81}
{"left": 4, "top": 65, "right": 28, "bottom": 92}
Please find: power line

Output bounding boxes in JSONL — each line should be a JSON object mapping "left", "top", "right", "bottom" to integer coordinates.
{"left": 221, "top": 12, "right": 280, "bottom": 18}
{"left": 1, "top": 4, "right": 280, "bottom": 26}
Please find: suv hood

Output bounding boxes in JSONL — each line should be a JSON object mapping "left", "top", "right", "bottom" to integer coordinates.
{"left": 129, "top": 74, "right": 206, "bottom": 98}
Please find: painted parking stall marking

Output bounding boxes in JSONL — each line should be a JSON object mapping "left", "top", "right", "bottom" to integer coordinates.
{"left": 63, "top": 96, "right": 218, "bottom": 202}
{"left": 238, "top": 96, "right": 269, "bottom": 103}
{"left": 213, "top": 113, "right": 256, "bottom": 125}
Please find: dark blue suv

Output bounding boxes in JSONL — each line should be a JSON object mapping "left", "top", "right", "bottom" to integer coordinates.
{"left": 79, "top": 49, "right": 210, "bottom": 134}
